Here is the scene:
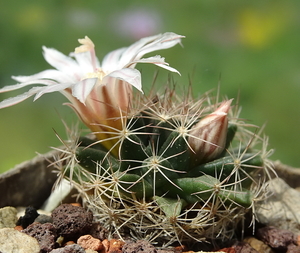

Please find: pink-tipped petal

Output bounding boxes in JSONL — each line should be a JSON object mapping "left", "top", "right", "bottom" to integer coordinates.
{"left": 127, "top": 56, "right": 181, "bottom": 75}
{"left": 34, "top": 82, "right": 73, "bottom": 101}
{"left": 0, "top": 87, "right": 42, "bottom": 109}
{"left": 106, "top": 68, "right": 143, "bottom": 93}
{"left": 101, "top": 47, "right": 127, "bottom": 73}
{"left": 118, "top": 34, "right": 161, "bottom": 66}
{"left": 0, "top": 82, "right": 33, "bottom": 93}
{"left": 0, "top": 79, "right": 57, "bottom": 93}
{"left": 70, "top": 51, "right": 99, "bottom": 74}
{"left": 72, "top": 78, "right": 97, "bottom": 104}
{"left": 135, "top": 32, "right": 184, "bottom": 60}
{"left": 152, "top": 63, "right": 180, "bottom": 75}
{"left": 118, "top": 32, "right": 184, "bottom": 67}
{"left": 12, "top": 69, "right": 75, "bottom": 83}
{"left": 42, "top": 46, "right": 80, "bottom": 74}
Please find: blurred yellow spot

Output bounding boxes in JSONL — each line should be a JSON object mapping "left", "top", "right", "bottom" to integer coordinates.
{"left": 238, "top": 7, "right": 287, "bottom": 49}
{"left": 15, "top": 6, "right": 47, "bottom": 30}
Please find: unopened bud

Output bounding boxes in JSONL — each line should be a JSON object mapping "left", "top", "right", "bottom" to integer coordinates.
{"left": 188, "top": 99, "right": 233, "bottom": 165}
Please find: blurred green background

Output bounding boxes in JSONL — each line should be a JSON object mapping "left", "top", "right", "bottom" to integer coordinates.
{"left": 1, "top": 0, "right": 300, "bottom": 173}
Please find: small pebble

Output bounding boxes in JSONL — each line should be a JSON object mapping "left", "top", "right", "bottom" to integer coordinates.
{"left": 0, "top": 227, "right": 40, "bottom": 253}
{"left": 102, "top": 239, "right": 110, "bottom": 253}
{"left": 77, "top": 234, "right": 103, "bottom": 251}
{"left": 111, "top": 239, "right": 126, "bottom": 253}
{"left": 122, "top": 240, "right": 154, "bottom": 253}
{"left": 85, "top": 250, "right": 98, "bottom": 253}
{"left": 14, "top": 225, "right": 23, "bottom": 231}
{"left": 234, "top": 241, "right": 259, "bottom": 253}
{"left": 64, "top": 241, "right": 76, "bottom": 246}
{"left": 243, "top": 237, "right": 274, "bottom": 253}
{"left": 216, "top": 247, "right": 236, "bottom": 253}
{"left": 35, "top": 214, "right": 53, "bottom": 224}
{"left": 0, "top": 206, "right": 18, "bottom": 228}
{"left": 49, "top": 244, "right": 85, "bottom": 253}
{"left": 296, "top": 235, "right": 300, "bottom": 246}
{"left": 16, "top": 206, "right": 39, "bottom": 228}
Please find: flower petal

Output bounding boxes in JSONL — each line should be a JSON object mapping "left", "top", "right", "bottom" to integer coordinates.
{"left": 12, "top": 69, "right": 76, "bottom": 83}
{"left": 126, "top": 55, "right": 166, "bottom": 67}
{"left": 119, "top": 32, "right": 184, "bottom": 67}
{"left": 42, "top": 46, "right": 80, "bottom": 75}
{"left": 72, "top": 78, "right": 98, "bottom": 104}
{"left": 0, "top": 87, "right": 42, "bottom": 109}
{"left": 105, "top": 68, "right": 143, "bottom": 93}
{"left": 152, "top": 63, "right": 181, "bottom": 75}
{"left": 117, "top": 34, "right": 162, "bottom": 66}
{"left": 0, "top": 79, "right": 57, "bottom": 93}
{"left": 126, "top": 56, "right": 181, "bottom": 75}
{"left": 101, "top": 47, "right": 127, "bottom": 73}
{"left": 70, "top": 51, "right": 99, "bottom": 74}
{"left": 135, "top": 32, "right": 184, "bottom": 60}
{"left": 34, "top": 82, "right": 73, "bottom": 101}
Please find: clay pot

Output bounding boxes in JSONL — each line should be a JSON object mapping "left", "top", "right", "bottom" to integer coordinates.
{"left": 0, "top": 150, "right": 60, "bottom": 208}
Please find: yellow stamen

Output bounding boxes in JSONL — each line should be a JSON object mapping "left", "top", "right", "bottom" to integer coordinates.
{"left": 75, "top": 36, "right": 95, "bottom": 53}
{"left": 83, "top": 69, "right": 106, "bottom": 80}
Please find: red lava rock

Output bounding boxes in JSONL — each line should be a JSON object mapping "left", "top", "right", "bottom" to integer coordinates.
{"left": 122, "top": 240, "right": 156, "bottom": 253}
{"left": 89, "top": 222, "right": 108, "bottom": 241}
{"left": 51, "top": 204, "right": 93, "bottom": 241}
{"left": 49, "top": 243, "right": 85, "bottom": 253}
{"left": 22, "top": 222, "right": 57, "bottom": 253}
{"left": 287, "top": 243, "right": 300, "bottom": 253}
{"left": 77, "top": 234, "right": 103, "bottom": 251}
{"left": 257, "top": 226, "right": 296, "bottom": 250}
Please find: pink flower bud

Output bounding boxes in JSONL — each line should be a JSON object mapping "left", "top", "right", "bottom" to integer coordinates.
{"left": 188, "top": 99, "right": 233, "bottom": 165}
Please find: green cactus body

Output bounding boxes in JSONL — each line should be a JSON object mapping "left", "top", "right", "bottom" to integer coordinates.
{"left": 154, "top": 196, "right": 188, "bottom": 220}
{"left": 150, "top": 120, "right": 174, "bottom": 149}
{"left": 76, "top": 146, "right": 120, "bottom": 174}
{"left": 187, "top": 153, "right": 264, "bottom": 179}
{"left": 141, "top": 156, "right": 180, "bottom": 191}
{"left": 169, "top": 175, "right": 220, "bottom": 204}
{"left": 60, "top": 88, "right": 274, "bottom": 246}
{"left": 117, "top": 173, "right": 153, "bottom": 199}
{"left": 158, "top": 131, "right": 190, "bottom": 172}
{"left": 78, "top": 136, "right": 108, "bottom": 151}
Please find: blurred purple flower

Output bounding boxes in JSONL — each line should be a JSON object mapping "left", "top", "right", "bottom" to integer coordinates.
{"left": 112, "top": 7, "right": 162, "bottom": 39}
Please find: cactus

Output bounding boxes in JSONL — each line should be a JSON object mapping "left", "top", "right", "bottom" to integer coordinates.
{"left": 58, "top": 87, "right": 274, "bottom": 246}
{"left": 0, "top": 32, "right": 274, "bottom": 246}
